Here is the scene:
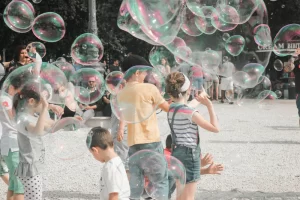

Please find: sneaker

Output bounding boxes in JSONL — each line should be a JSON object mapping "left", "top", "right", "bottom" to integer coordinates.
{"left": 229, "top": 102, "right": 234, "bottom": 104}
{"left": 220, "top": 100, "right": 225, "bottom": 103}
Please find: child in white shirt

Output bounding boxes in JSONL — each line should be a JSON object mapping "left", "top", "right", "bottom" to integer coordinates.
{"left": 86, "top": 127, "right": 130, "bottom": 200}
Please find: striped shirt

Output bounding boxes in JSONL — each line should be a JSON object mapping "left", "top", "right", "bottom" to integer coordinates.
{"left": 168, "top": 103, "right": 199, "bottom": 149}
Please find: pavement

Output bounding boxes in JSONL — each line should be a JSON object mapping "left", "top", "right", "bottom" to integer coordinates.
{"left": 1, "top": 99, "right": 300, "bottom": 200}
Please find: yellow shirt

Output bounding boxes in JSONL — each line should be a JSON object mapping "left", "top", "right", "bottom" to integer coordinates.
{"left": 117, "top": 82, "right": 165, "bottom": 146}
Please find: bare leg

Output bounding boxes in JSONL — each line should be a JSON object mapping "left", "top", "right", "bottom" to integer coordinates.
{"left": 215, "top": 83, "right": 219, "bottom": 100}
{"left": 1, "top": 174, "right": 9, "bottom": 185}
{"left": 176, "top": 182, "right": 197, "bottom": 200}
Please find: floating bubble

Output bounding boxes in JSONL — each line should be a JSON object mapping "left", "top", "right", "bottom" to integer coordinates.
{"left": 32, "top": 0, "right": 42, "bottom": 3}
{"left": 149, "top": 46, "right": 175, "bottom": 71}
{"left": 225, "top": 35, "right": 245, "bottom": 56}
{"left": 145, "top": 154, "right": 186, "bottom": 199}
{"left": 49, "top": 117, "right": 87, "bottom": 160}
{"left": 126, "top": 0, "right": 181, "bottom": 29}
{"left": 1, "top": 63, "right": 68, "bottom": 137}
{"left": 225, "top": 89, "right": 234, "bottom": 102}
{"left": 71, "top": 33, "right": 104, "bottom": 65}
{"left": 275, "top": 90, "right": 282, "bottom": 98}
{"left": 56, "top": 57, "right": 67, "bottom": 62}
{"left": 3, "top": 0, "right": 35, "bottom": 33}
{"left": 223, "top": 56, "right": 229, "bottom": 62}
{"left": 273, "top": 24, "right": 300, "bottom": 57}
{"left": 52, "top": 61, "right": 75, "bottom": 81}
{"left": 105, "top": 71, "right": 125, "bottom": 95}
{"left": 253, "top": 24, "right": 272, "bottom": 47}
{"left": 218, "top": 61, "right": 235, "bottom": 77}
{"left": 128, "top": 149, "right": 169, "bottom": 199}
{"left": 5, "top": 0, "right": 35, "bottom": 30}
{"left": 216, "top": 0, "right": 259, "bottom": 24}
{"left": 241, "top": 63, "right": 265, "bottom": 88}
{"left": 26, "top": 42, "right": 46, "bottom": 58}
{"left": 222, "top": 33, "right": 230, "bottom": 41}
{"left": 112, "top": 66, "right": 165, "bottom": 123}
{"left": 69, "top": 68, "right": 105, "bottom": 104}
{"left": 195, "top": 16, "right": 217, "bottom": 35}
{"left": 273, "top": 59, "right": 283, "bottom": 71}
{"left": 211, "top": 6, "right": 238, "bottom": 32}
{"left": 181, "top": 8, "right": 203, "bottom": 36}
{"left": 200, "top": 50, "right": 222, "bottom": 74}
{"left": 32, "top": 12, "right": 65, "bottom": 42}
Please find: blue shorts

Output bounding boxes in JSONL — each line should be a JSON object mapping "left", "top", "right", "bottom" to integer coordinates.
{"left": 172, "top": 145, "right": 201, "bottom": 184}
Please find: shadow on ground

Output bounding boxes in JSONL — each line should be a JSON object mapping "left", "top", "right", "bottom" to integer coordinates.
{"left": 208, "top": 140, "right": 300, "bottom": 145}
{"left": 196, "top": 189, "right": 300, "bottom": 200}
{"left": 43, "top": 189, "right": 300, "bottom": 200}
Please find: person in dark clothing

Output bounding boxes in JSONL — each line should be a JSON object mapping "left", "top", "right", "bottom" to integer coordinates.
{"left": 109, "top": 59, "right": 121, "bottom": 73}
{"left": 293, "top": 54, "right": 300, "bottom": 126}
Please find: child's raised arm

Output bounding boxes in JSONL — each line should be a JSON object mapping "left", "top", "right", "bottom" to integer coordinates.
{"left": 192, "top": 94, "right": 219, "bottom": 133}
{"left": 27, "top": 97, "right": 49, "bottom": 135}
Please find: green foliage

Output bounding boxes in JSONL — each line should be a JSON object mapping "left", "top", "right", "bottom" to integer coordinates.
{"left": 0, "top": 0, "right": 151, "bottom": 62}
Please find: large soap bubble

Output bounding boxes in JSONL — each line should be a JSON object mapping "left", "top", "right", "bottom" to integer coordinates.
{"left": 145, "top": 154, "right": 186, "bottom": 199}
{"left": 3, "top": 0, "right": 35, "bottom": 33}
{"left": 26, "top": 42, "right": 46, "bottom": 58}
{"left": 52, "top": 61, "right": 75, "bottom": 81}
{"left": 105, "top": 71, "right": 125, "bottom": 95}
{"left": 119, "top": 0, "right": 272, "bottom": 105}
{"left": 69, "top": 68, "right": 105, "bottom": 105}
{"left": 32, "top": 12, "right": 66, "bottom": 42}
{"left": 112, "top": 66, "right": 165, "bottom": 124}
{"left": 71, "top": 33, "right": 104, "bottom": 65}
{"left": 49, "top": 117, "right": 87, "bottom": 160}
{"left": 1, "top": 63, "right": 68, "bottom": 137}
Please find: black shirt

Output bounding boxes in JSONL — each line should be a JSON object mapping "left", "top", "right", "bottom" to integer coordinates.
{"left": 293, "top": 60, "right": 300, "bottom": 93}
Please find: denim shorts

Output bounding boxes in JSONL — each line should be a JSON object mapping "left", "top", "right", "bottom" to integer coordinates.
{"left": 172, "top": 145, "right": 201, "bottom": 184}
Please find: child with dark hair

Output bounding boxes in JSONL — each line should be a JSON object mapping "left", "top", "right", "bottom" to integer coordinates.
{"left": 117, "top": 54, "right": 169, "bottom": 199}
{"left": 86, "top": 127, "right": 130, "bottom": 200}
{"left": 0, "top": 73, "right": 34, "bottom": 200}
{"left": 12, "top": 82, "right": 54, "bottom": 200}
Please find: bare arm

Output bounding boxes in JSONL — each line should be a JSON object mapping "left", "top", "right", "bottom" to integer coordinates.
{"left": 192, "top": 104, "right": 219, "bottom": 133}
{"left": 159, "top": 101, "right": 169, "bottom": 112}
{"left": 109, "top": 193, "right": 118, "bottom": 200}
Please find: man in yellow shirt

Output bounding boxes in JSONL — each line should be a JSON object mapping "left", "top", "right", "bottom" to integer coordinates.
{"left": 117, "top": 55, "right": 169, "bottom": 199}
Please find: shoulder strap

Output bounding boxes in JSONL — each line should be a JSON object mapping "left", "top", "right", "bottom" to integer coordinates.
{"left": 167, "top": 104, "right": 186, "bottom": 139}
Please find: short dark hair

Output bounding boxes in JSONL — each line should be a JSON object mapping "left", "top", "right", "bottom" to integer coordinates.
{"left": 13, "top": 45, "right": 27, "bottom": 62}
{"left": 86, "top": 127, "right": 113, "bottom": 150}
{"left": 166, "top": 134, "right": 172, "bottom": 149}
{"left": 121, "top": 54, "right": 152, "bottom": 72}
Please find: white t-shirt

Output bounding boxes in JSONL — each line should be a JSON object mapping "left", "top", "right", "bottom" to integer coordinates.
{"left": 100, "top": 156, "right": 130, "bottom": 200}
{"left": 0, "top": 93, "right": 19, "bottom": 156}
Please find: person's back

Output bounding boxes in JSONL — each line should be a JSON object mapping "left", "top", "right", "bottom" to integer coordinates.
{"left": 117, "top": 82, "right": 163, "bottom": 146}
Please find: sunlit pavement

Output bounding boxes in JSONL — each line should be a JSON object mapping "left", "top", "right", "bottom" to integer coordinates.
{"left": 0, "top": 100, "right": 299, "bottom": 200}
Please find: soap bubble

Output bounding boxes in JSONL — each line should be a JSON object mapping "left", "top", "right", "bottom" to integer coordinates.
{"left": 112, "top": 66, "right": 165, "bottom": 124}
{"left": 26, "top": 42, "right": 46, "bottom": 58}
{"left": 145, "top": 154, "right": 186, "bottom": 199}
{"left": 253, "top": 24, "right": 272, "bottom": 47}
{"left": 49, "top": 117, "right": 87, "bottom": 160}
{"left": 222, "top": 33, "right": 230, "bottom": 41}
{"left": 71, "top": 33, "right": 104, "bottom": 65}
{"left": 225, "top": 35, "right": 245, "bottom": 56}
{"left": 32, "top": 0, "right": 42, "bottom": 3}
{"left": 105, "top": 71, "right": 125, "bottom": 95}
{"left": 3, "top": 0, "right": 35, "bottom": 33}
{"left": 275, "top": 90, "right": 282, "bottom": 98}
{"left": 273, "top": 59, "right": 283, "bottom": 71}
{"left": 69, "top": 68, "right": 105, "bottom": 104}
{"left": 52, "top": 61, "right": 75, "bottom": 81}
{"left": 1, "top": 63, "right": 68, "bottom": 137}
{"left": 273, "top": 24, "right": 300, "bottom": 57}
{"left": 32, "top": 12, "right": 66, "bottom": 42}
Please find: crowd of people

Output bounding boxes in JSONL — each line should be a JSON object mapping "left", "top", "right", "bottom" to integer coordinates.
{"left": 0, "top": 46, "right": 229, "bottom": 200}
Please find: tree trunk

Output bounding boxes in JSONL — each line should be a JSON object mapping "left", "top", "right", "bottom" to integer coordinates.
{"left": 88, "top": 0, "right": 98, "bottom": 35}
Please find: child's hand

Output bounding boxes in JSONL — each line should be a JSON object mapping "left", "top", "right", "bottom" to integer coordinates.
{"left": 206, "top": 162, "right": 224, "bottom": 175}
{"left": 117, "top": 130, "right": 124, "bottom": 142}
{"left": 41, "top": 97, "right": 49, "bottom": 109}
{"left": 195, "top": 91, "right": 212, "bottom": 107}
{"left": 201, "top": 153, "right": 213, "bottom": 167}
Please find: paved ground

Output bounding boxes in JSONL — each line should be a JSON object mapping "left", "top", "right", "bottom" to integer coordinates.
{"left": 1, "top": 100, "right": 300, "bottom": 199}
